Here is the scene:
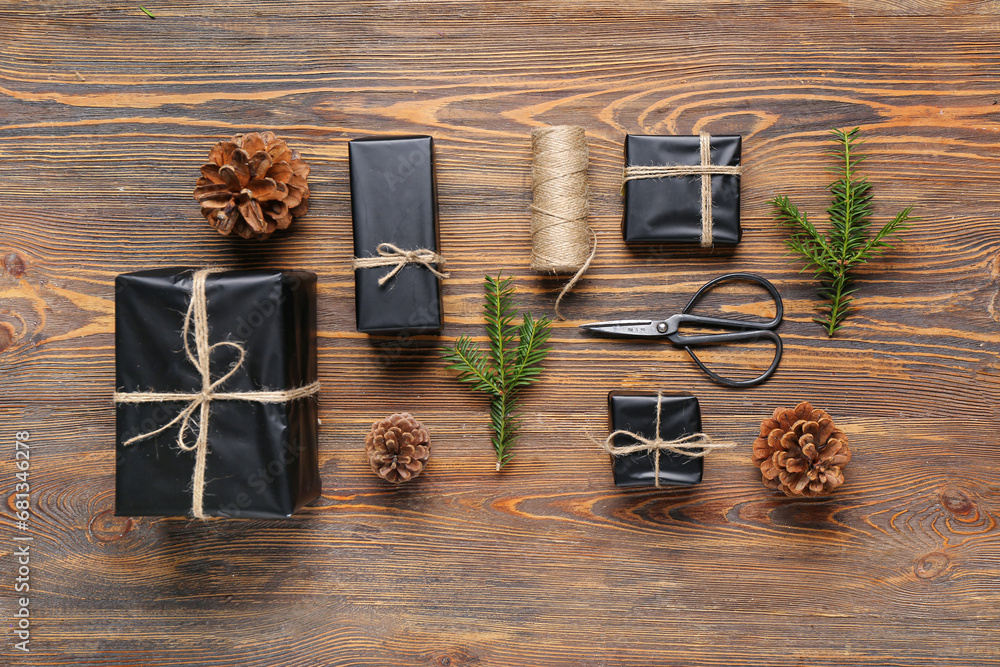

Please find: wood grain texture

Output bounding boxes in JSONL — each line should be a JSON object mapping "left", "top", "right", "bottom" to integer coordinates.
{"left": 2, "top": 1, "right": 1000, "bottom": 665}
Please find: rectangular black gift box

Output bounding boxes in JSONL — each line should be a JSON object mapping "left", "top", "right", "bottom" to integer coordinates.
{"left": 607, "top": 391, "right": 703, "bottom": 488}
{"left": 622, "top": 134, "right": 742, "bottom": 245}
{"left": 349, "top": 135, "right": 442, "bottom": 335}
{"left": 115, "top": 268, "right": 320, "bottom": 518}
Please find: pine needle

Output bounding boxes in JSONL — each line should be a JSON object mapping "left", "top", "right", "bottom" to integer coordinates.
{"left": 771, "top": 127, "right": 914, "bottom": 336}
{"left": 441, "top": 273, "right": 553, "bottom": 469}
{"left": 139, "top": 6, "right": 155, "bottom": 18}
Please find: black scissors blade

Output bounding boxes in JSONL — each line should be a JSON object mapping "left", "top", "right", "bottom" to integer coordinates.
{"left": 578, "top": 319, "right": 671, "bottom": 338}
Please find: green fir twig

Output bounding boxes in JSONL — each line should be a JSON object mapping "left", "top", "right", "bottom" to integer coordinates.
{"left": 441, "top": 273, "right": 553, "bottom": 470}
{"left": 139, "top": 6, "right": 156, "bottom": 18}
{"left": 771, "top": 127, "right": 914, "bottom": 336}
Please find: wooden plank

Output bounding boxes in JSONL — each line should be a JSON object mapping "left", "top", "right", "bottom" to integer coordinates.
{"left": 1, "top": 1, "right": 999, "bottom": 665}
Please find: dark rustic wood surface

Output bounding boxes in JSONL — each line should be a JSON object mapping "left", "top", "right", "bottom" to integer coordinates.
{"left": 2, "top": 1, "right": 1000, "bottom": 665}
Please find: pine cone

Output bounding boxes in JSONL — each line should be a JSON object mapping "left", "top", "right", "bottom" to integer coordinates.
{"left": 365, "top": 413, "right": 431, "bottom": 484}
{"left": 193, "top": 131, "right": 310, "bottom": 240}
{"left": 752, "top": 401, "right": 851, "bottom": 497}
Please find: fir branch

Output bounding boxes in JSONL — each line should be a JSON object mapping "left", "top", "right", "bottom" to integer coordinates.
{"left": 511, "top": 313, "right": 553, "bottom": 391}
{"left": 441, "top": 336, "right": 499, "bottom": 394}
{"left": 771, "top": 127, "right": 914, "bottom": 337}
{"left": 441, "top": 273, "right": 553, "bottom": 470}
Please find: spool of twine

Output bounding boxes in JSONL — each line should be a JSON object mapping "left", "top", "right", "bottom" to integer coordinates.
{"left": 530, "top": 125, "right": 596, "bottom": 320}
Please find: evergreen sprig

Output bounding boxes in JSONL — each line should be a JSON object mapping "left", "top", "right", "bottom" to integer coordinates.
{"left": 441, "top": 273, "right": 553, "bottom": 470}
{"left": 771, "top": 127, "right": 914, "bottom": 336}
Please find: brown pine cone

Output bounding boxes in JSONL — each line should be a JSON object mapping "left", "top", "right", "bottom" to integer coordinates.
{"left": 193, "top": 131, "right": 310, "bottom": 240}
{"left": 752, "top": 401, "right": 851, "bottom": 497}
{"left": 365, "top": 413, "right": 431, "bottom": 484}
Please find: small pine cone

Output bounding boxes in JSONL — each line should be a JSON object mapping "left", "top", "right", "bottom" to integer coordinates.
{"left": 193, "top": 131, "right": 310, "bottom": 240}
{"left": 752, "top": 401, "right": 851, "bottom": 497}
{"left": 365, "top": 413, "right": 431, "bottom": 484}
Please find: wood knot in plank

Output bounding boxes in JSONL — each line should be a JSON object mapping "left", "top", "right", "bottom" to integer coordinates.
{"left": 423, "top": 648, "right": 478, "bottom": 666}
{"left": 0, "top": 322, "right": 15, "bottom": 353}
{"left": 914, "top": 551, "right": 950, "bottom": 580}
{"left": 2, "top": 251, "right": 26, "bottom": 277}
{"left": 88, "top": 509, "right": 135, "bottom": 543}
{"left": 940, "top": 486, "right": 975, "bottom": 516}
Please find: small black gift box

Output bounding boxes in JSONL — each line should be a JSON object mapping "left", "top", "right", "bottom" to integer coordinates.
{"left": 622, "top": 134, "right": 742, "bottom": 246}
{"left": 606, "top": 391, "right": 704, "bottom": 488}
{"left": 115, "top": 268, "right": 321, "bottom": 518}
{"left": 350, "top": 135, "right": 443, "bottom": 335}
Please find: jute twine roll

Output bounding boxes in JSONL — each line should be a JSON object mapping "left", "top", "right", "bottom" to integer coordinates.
{"left": 530, "top": 125, "right": 597, "bottom": 320}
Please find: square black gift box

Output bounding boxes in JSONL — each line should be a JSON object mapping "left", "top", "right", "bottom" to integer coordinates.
{"left": 607, "top": 391, "right": 704, "bottom": 488}
{"left": 622, "top": 134, "right": 742, "bottom": 245}
{"left": 115, "top": 268, "right": 321, "bottom": 518}
{"left": 350, "top": 135, "right": 443, "bottom": 335}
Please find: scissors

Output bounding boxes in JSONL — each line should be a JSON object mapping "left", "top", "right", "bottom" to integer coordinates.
{"left": 579, "top": 272, "right": 783, "bottom": 388}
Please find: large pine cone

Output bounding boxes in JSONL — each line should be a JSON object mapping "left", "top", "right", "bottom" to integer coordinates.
{"left": 193, "top": 131, "right": 310, "bottom": 240}
{"left": 752, "top": 401, "right": 851, "bottom": 497}
{"left": 365, "top": 413, "right": 431, "bottom": 484}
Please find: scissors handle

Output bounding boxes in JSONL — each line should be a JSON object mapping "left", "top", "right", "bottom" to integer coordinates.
{"left": 682, "top": 331, "right": 783, "bottom": 388}
{"left": 675, "top": 273, "right": 784, "bottom": 388}
{"left": 680, "top": 272, "right": 783, "bottom": 326}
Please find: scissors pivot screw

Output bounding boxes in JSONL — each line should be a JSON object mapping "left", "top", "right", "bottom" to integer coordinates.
{"left": 656, "top": 322, "right": 667, "bottom": 333}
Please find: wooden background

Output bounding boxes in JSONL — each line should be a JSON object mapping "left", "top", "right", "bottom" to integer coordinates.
{"left": 2, "top": 1, "right": 999, "bottom": 665}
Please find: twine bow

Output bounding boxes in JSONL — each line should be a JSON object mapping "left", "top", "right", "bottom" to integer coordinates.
{"left": 113, "top": 268, "right": 321, "bottom": 519}
{"left": 600, "top": 392, "right": 736, "bottom": 488}
{"left": 622, "top": 132, "right": 743, "bottom": 248}
{"left": 351, "top": 242, "right": 450, "bottom": 286}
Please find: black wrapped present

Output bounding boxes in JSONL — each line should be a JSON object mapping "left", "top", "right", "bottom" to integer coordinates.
{"left": 605, "top": 391, "right": 707, "bottom": 488}
{"left": 349, "top": 135, "right": 446, "bottom": 335}
{"left": 622, "top": 133, "right": 742, "bottom": 246}
{"left": 114, "top": 268, "right": 321, "bottom": 519}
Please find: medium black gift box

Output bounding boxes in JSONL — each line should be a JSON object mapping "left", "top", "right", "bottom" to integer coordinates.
{"left": 622, "top": 134, "right": 742, "bottom": 245}
{"left": 607, "top": 391, "right": 703, "bottom": 488}
{"left": 350, "top": 135, "right": 442, "bottom": 335}
{"left": 115, "top": 268, "right": 320, "bottom": 518}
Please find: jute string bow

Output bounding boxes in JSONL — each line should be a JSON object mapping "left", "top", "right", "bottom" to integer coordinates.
{"left": 351, "top": 242, "right": 450, "bottom": 286}
{"left": 113, "top": 268, "right": 321, "bottom": 519}
{"left": 600, "top": 392, "right": 736, "bottom": 487}
{"left": 622, "top": 132, "right": 743, "bottom": 248}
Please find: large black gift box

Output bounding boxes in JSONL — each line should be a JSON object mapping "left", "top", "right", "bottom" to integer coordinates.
{"left": 115, "top": 268, "right": 320, "bottom": 518}
{"left": 622, "top": 134, "right": 742, "bottom": 245}
{"left": 349, "top": 135, "right": 442, "bottom": 335}
{"left": 607, "top": 391, "right": 704, "bottom": 488}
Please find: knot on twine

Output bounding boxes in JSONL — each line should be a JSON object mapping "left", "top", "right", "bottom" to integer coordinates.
{"left": 622, "top": 132, "right": 743, "bottom": 248}
{"left": 599, "top": 392, "right": 736, "bottom": 488}
{"left": 530, "top": 125, "right": 597, "bottom": 320}
{"left": 113, "top": 268, "right": 321, "bottom": 519}
{"left": 351, "top": 242, "right": 450, "bottom": 286}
